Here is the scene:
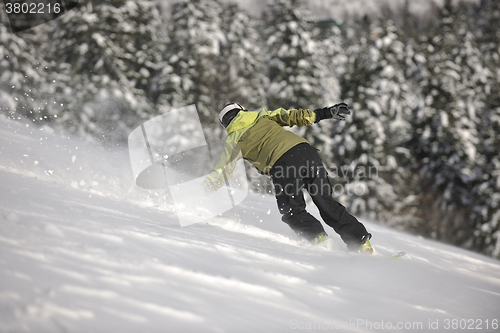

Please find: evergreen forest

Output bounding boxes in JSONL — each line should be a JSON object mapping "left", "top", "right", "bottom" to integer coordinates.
{"left": 1, "top": 0, "right": 499, "bottom": 259}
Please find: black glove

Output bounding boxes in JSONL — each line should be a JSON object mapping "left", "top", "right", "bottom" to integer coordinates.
{"left": 314, "top": 103, "right": 351, "bottom": 123}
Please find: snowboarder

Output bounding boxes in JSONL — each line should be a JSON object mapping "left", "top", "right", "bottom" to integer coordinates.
{"left": 203, "top": 103, "right": 373, "bottom": 253}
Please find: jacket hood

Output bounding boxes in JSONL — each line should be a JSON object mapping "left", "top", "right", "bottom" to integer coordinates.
{"left": 226, "top": 111, "right": 260, "bottom": 135}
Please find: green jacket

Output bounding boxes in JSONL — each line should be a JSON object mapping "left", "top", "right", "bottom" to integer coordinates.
{"left": 205, "top": 108, "right": 316, "bottom": 191}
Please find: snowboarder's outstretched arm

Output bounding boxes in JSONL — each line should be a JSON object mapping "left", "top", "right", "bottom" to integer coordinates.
{"left": 202, "top": 137, "right": 240, "bottom": 192}
{"left": 264, "top": 108, "right": 317, "bottom": 127}
{"left": 264, "top": 103, "right": 351, "bottom": 127}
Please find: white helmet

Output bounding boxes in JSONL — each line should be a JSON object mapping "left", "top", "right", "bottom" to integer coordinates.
{"left": 219, "top": 103, "right": 245, "bottom": 127}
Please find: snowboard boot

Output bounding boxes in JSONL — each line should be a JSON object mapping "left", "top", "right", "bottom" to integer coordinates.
{"left": 312, "top": 232, "right": 328, "bottom": 245}
{"left": 359, "top": 234, "right": 373, "bottom": 254}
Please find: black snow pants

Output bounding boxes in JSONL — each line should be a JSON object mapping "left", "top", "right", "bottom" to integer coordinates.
{"left": 270, "top": 143, "right": 369, "bottom": 250}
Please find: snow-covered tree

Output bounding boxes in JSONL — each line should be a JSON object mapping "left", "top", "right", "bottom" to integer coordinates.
{"left": 471, "top": 101, "right": 500, "bottom": 259}
{"left": 262, "top": 0, "right": 323, "bottom": 110}
{"left": 317, "top": 23, "right": 344, "bottom": 107}
{"left": 308, "top": 23, "right": 345, "bottom": 163}
{"left": 0, "top": 7, "right": 46, "bottom": 122}
{"left": 406, "top": 0, "right": 484, "bottom": 244}
{"left": 217, "top": 3, "right": 268, "bottom": 112}
{"left": 474, "top": 0, "right": 500, "bottom": 69}
{"left": 42, "top": 0, "right": 165, "bottom": 144}
{"left": 331, "top": 19, "right": 415, "bottom": 220}
{"left": 162, "top": 0, "right": 226, "bottom": 140}
{"left": 469, "top": 0, "right": 500, "bottom": 258}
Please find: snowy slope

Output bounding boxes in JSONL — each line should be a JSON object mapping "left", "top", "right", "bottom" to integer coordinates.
{"left": 1, "top": 116, "right": 500, "bottom": 333}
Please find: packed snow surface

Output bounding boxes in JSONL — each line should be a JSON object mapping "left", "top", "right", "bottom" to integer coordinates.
{"left": 1, "top": 116, "right": 499, "bottom": 332}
